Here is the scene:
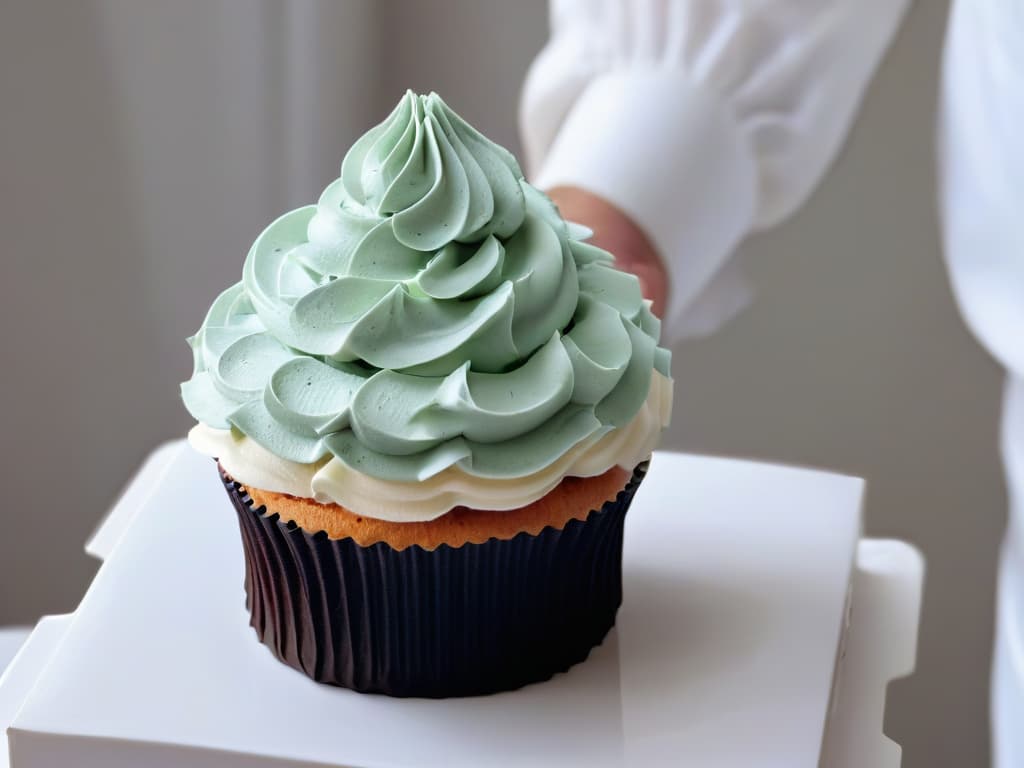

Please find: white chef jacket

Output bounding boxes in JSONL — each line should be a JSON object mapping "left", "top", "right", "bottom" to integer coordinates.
{"left": 941, "top": 2, "right": 1024, "bottom": 766}
{"left": 522, "top": 1, "right": 1024, "bottom": 764}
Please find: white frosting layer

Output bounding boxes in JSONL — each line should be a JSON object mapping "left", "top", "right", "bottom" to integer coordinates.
{"left": 190, "top": 371, "right": 672, "bottom": 522}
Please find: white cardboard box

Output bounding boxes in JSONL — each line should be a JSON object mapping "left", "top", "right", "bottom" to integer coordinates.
{"left": 1, "top": 443, "right": 919, "bottom": 767}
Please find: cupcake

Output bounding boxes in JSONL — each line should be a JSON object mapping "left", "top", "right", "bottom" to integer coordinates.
{"left": 182, "top": 91, "right": 672, "bottom": 697}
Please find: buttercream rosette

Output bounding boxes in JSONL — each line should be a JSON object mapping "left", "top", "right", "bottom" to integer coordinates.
{"left": 183, "top": 91, "right": 671, "bottom": 522}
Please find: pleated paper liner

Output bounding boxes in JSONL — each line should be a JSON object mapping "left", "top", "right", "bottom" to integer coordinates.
{"left": 221, "top": 462, "right": 647, "bottom": 698}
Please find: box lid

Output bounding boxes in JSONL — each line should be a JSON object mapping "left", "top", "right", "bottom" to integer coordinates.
{"left": 8, "top": 442, "right": 863, "bottom": 767}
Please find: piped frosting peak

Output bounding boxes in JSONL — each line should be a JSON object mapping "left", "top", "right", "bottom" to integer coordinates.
{"left": 182, "top": 91, "right": 671, "bottom": 491}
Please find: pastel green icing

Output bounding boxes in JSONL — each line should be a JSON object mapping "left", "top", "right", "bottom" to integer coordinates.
{"left": 182, "top": 91, "right": 671, "bottom": 482}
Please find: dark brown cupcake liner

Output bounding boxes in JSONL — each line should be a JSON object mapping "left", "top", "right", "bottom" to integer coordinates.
{"left": 221, "top": 462, "right": 647, "bottom": 698}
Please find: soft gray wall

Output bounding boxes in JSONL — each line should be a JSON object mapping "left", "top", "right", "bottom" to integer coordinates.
{"left": 0, "top": 1, "right": 999, "bottom": 766}
{"left": 0, "top": 0, "right": 376, "bottom": 621}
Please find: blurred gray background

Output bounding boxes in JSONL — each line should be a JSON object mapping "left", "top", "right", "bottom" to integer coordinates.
{"left": 0, "top": 1, "right": 999, "bottom": 766}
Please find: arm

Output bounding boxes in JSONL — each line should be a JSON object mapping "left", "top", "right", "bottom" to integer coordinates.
{"left": 521, "top": 0, "right": 910, "bottom": 337}
{"left": 939, "top": 0, "right": 1024, "bottom": 379}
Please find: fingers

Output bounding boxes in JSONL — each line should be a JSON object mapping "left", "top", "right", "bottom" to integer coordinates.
{"left": 621, "top": 258, "right": 668, "bottom": 318}
{"left": 545, "top": 186, "right": 669, "bottom": 317}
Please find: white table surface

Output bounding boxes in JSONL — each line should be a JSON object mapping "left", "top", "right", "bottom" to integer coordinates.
{"left": 4, "top": 442, "right": 867, "bottom": 767}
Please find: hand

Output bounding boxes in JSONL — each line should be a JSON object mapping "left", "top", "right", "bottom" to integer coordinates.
{"left": 546, "top": 186, "right": 669, "bottom": 318}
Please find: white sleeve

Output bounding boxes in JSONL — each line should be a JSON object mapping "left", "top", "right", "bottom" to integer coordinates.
{"left": 521, "top": 0, "right": 910, "bottom": 338}
{"left": 939, "top": 0, "right": 1024, "bottom": 378}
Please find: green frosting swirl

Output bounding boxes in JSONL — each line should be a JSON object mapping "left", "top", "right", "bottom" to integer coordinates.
{"left": 182, "top": 92, "right": 671, "bottom": 482}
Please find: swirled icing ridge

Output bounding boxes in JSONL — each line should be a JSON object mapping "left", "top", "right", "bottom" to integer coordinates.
{"left": 182, "top": 91, "right": 672, "bottom": 498}
{"left": 190, "top": 369, "right": 671, "bottom": 522}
